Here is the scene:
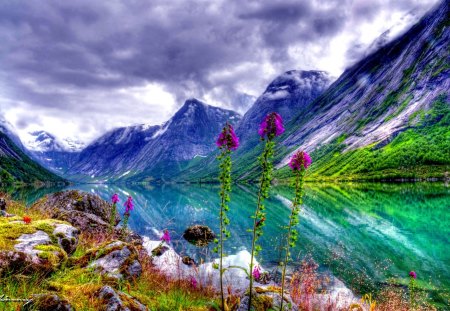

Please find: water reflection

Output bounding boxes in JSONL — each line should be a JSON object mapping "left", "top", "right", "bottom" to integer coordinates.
{"left": 2, "top": 182, "right": 449, "bottom": 297}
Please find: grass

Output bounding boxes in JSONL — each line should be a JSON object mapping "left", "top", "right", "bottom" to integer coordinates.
{"left": 273, "top": 95, "right": 450, "bottom": 182}
{"left": 0, "top": 198, "right": 217, "bottom": 311}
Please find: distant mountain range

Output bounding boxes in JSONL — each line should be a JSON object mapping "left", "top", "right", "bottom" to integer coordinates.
{"left": 64, "top": 98, "right": 241, "bottom": 182}
{"left": 2, "top": 1, "right": 448, "bottom": 184}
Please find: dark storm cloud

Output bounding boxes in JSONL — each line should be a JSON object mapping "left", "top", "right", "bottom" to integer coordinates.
{"left": 0, "top": 0, "right": 440, "bottom": 142}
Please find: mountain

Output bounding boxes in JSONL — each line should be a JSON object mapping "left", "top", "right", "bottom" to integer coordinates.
{"left": 178, "top": 0, "right": 449, "bottom": 182}
{"left": 275, "top": 0, "right": 449, "bottom": 181}
{"left": 24, "top": 131, "right": 84, "bottom": 174}
{"left": 236, "top": 70, "right": 332, "bottom": 142}
{"left": 67, "top": 98, "right": 241, "bottom": 182}
{"left": 0, "top": 127, "right": 66, "bottom": 184}
{"left": 175, "top": 70, "right": 332, "bottom": 181}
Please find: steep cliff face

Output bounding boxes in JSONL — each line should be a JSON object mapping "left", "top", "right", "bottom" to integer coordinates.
{"left": 280, "top": 1, "right": 449, "bottom": 156}
{"left": 67, "top": 99, "right": 240, "bottom": 182}
{"left": 273, "top": 0, "right": 449, "bottom": 180}
{"left": 177, "top": 1, "right": 449, "bottom": 182}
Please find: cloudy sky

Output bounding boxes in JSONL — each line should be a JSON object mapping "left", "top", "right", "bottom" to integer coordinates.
{"left": 0, "top": 0, "right": 439, "bottom": 147}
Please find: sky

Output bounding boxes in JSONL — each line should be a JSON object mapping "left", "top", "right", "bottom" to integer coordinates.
{"left": 0, "top": 0, "right": 440, "bottom": 148}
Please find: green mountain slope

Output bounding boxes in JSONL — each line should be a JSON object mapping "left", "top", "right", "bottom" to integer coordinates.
{"left": 0, "top": 131, "right": 66, "bottom": 184}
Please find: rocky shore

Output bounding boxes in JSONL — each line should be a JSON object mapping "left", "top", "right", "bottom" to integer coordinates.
{"left": 0, "top": 190, "right": 357, "bottom": 310}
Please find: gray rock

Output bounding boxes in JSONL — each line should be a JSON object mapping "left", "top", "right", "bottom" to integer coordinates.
{"left": 53, "top": 223, "right": 80, "bottom": 254}
{"left": 32, "top": 190, "right": 120, "bottom": 233}
{"left": 88, "top": 241, "right": 142, "bottom": 280}
{"left": 14, "top": 230, "right": 51, "bottom": 257}
{"left": 97, "top": 286, "right": 147, "bottom": 311}
{"left": 237, "top": 288, "right": 298, "bottom": 311}
{"left": 98, "top": 286, "right": 129, "bottom": 311}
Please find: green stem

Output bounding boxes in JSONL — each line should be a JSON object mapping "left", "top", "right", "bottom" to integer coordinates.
{"left": 248, "top": 139, "right": 273, "bottom": 311}
{"left": 109, "top": 203, "right": 117, "bottom": 233}
{"left": 280, "top": 169, "right": 302, "bottom": 310}
{"left": 121, "top": 213, "right": 129, "bottom": 239}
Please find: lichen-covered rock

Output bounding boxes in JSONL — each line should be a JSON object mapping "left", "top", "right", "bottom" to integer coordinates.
{"left": 22, "top": 293, "right": 73, "bottom": 311}
{"left": 31, "top": 190, "right": 120, "bottom": 233}
{"left": 85, "top": 241, "right": 142, "bottom": 280}
{"left": 237, "top": 287, "right": 298, "bottom": 311}
{"left": 183, "top": 224, "right": 215, "bottom": 247}
{"left": 97, "top": 285, "right": 147, "bottom": 311}
{"left": 0, "top": 217, "right": 79, "bottom": 274}
{"left": 53, "top": 223, "right": 80, "bottom": 254}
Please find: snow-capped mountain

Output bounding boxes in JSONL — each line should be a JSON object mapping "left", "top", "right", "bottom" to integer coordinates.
{"left": 25, "top": 131, "right": 84, "bottom": 173}
{"left": 236, "top": 70, "right": 333, "bottom": 144}
{"left": 25, "top": 131, "right": 85, "bottom": 153}
{"left": 67, "top": 98, "right": 241, "bottom": 181}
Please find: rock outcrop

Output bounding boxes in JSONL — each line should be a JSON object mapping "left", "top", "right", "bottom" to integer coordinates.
{"left": 97, "top": 286, "right": 147, "bottom": 311}
{"left": 31, "top": 190, "right": 120, "bottom": 234}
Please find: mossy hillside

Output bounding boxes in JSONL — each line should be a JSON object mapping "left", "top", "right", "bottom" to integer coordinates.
{"left": 0, "top": 131, "right": 66, "bottom": 185}
{"left": 274, "top": 95, "right": 450, "bottom": 181}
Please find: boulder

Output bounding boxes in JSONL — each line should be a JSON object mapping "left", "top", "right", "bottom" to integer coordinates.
{"left": 97, "top": 285, "right": 147, "bottom": 311}
{"left": 84, "top": 241, "right": 142, "bottom": 280}
{"left": 237, "top": 287, "right": 298, "bottom": 311}
{"left": 183, "top": 225, "right": 215, "bottom": 247}
{"left": 31, "top": 190, "right": 120, "bottom": 233}
{"left": 22, "top": 293, "right": 73, "bottom": 311}
{"left": 0, "top": 217, "right": 79, "bottom": 274}
{"left": 53, "top": 223, "right": 80, "bottom": 254}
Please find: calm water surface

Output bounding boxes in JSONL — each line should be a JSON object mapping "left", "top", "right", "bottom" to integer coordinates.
{"left": 6, "top": 182, "right": 450, "bottom": 300}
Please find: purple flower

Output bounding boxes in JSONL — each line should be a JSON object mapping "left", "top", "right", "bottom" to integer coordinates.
{"left": 161, "top": 229, "right": 171, "bottom": 243}
{"left": 190, "top": 276, "right": 198, "bottom": 289}
{"left": 258, "top": 112, "right": 285, "bottom": 139}
{"left": 409, "top": 271, "right": 417, "bottom": 279}
{"left": 252, "top": 265, "right": 261, "bottom": 280}
{"left": 124, "top": 196, "right": 134, "bottom": 213}
{"left": 111, "top": 193, "right": 120, "bottom": 204}
{"left": 216, "top": 123, "right": 239, "bottom": 151}
{"left": 289, "top": 150, "right": 312, "bottom": 171}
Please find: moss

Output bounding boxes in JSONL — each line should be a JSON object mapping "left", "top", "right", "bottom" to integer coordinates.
{"left": 251, "top": 294, "right": 273, "bottom": 311}
{"left": 35, "top": 244, "right": 68, "bottom": 266}
{"left": 0, "top": 219, "right": 37, "bottom": 249}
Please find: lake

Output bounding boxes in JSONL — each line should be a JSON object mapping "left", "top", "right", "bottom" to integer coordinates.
{"left": 4, "top": 182, "right": 450, "bottom": 303}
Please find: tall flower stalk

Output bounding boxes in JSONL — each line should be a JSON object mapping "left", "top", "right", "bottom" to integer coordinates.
{"left": 280, "top": 150, "right": 311, "bottom": 310}
{"left": 214, "top": 122, "right": 239, "bottom": 311}
{"left": 121, "top": 196, "right": 134, "bottom": 239}
{"left": 109, "top": 193, "right": 119, "bottom": 233}
{"left": 409, "top": 271, "right": 417, "bottom": 310}
{"left": 248, "top": 112, "right": 284, "bottom": 310}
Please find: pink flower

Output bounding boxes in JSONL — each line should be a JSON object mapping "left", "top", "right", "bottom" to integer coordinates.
{"left": 111, "top": 193, "right": 119, "bottom": 204}
{"left": 161, "top": 229, "right": 171, "bottom": 243}
{"left": 252, "top": 265, "right": 261, "bottom": 280}
{"left": 289, "top": 150, "right": 312, "bottom": 171}
{"left": 258, "top": 112, "right": 285, "bottom": 139}
{"left": 216, "top": 123, "right": 239, "bottom": 151}
{"left": 124, "top": 196, "right": 134, "bottom": 213}
{"left": 190, "top": 276, "right": 198, "bottom": 289}
{"left": 409, "top": 271, "right": 417, "bottom": 279}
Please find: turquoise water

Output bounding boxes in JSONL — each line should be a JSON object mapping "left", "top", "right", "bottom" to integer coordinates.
{"left": 5, "top": 182, "right": 450, "bottom": 303}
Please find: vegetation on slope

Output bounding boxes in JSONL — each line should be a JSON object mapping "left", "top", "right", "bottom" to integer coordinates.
{"left": 0, "top": 132, "right": 65, "bottom": 184}
{"left": 275, "top": 95, "right": 450, "bottom": 181}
